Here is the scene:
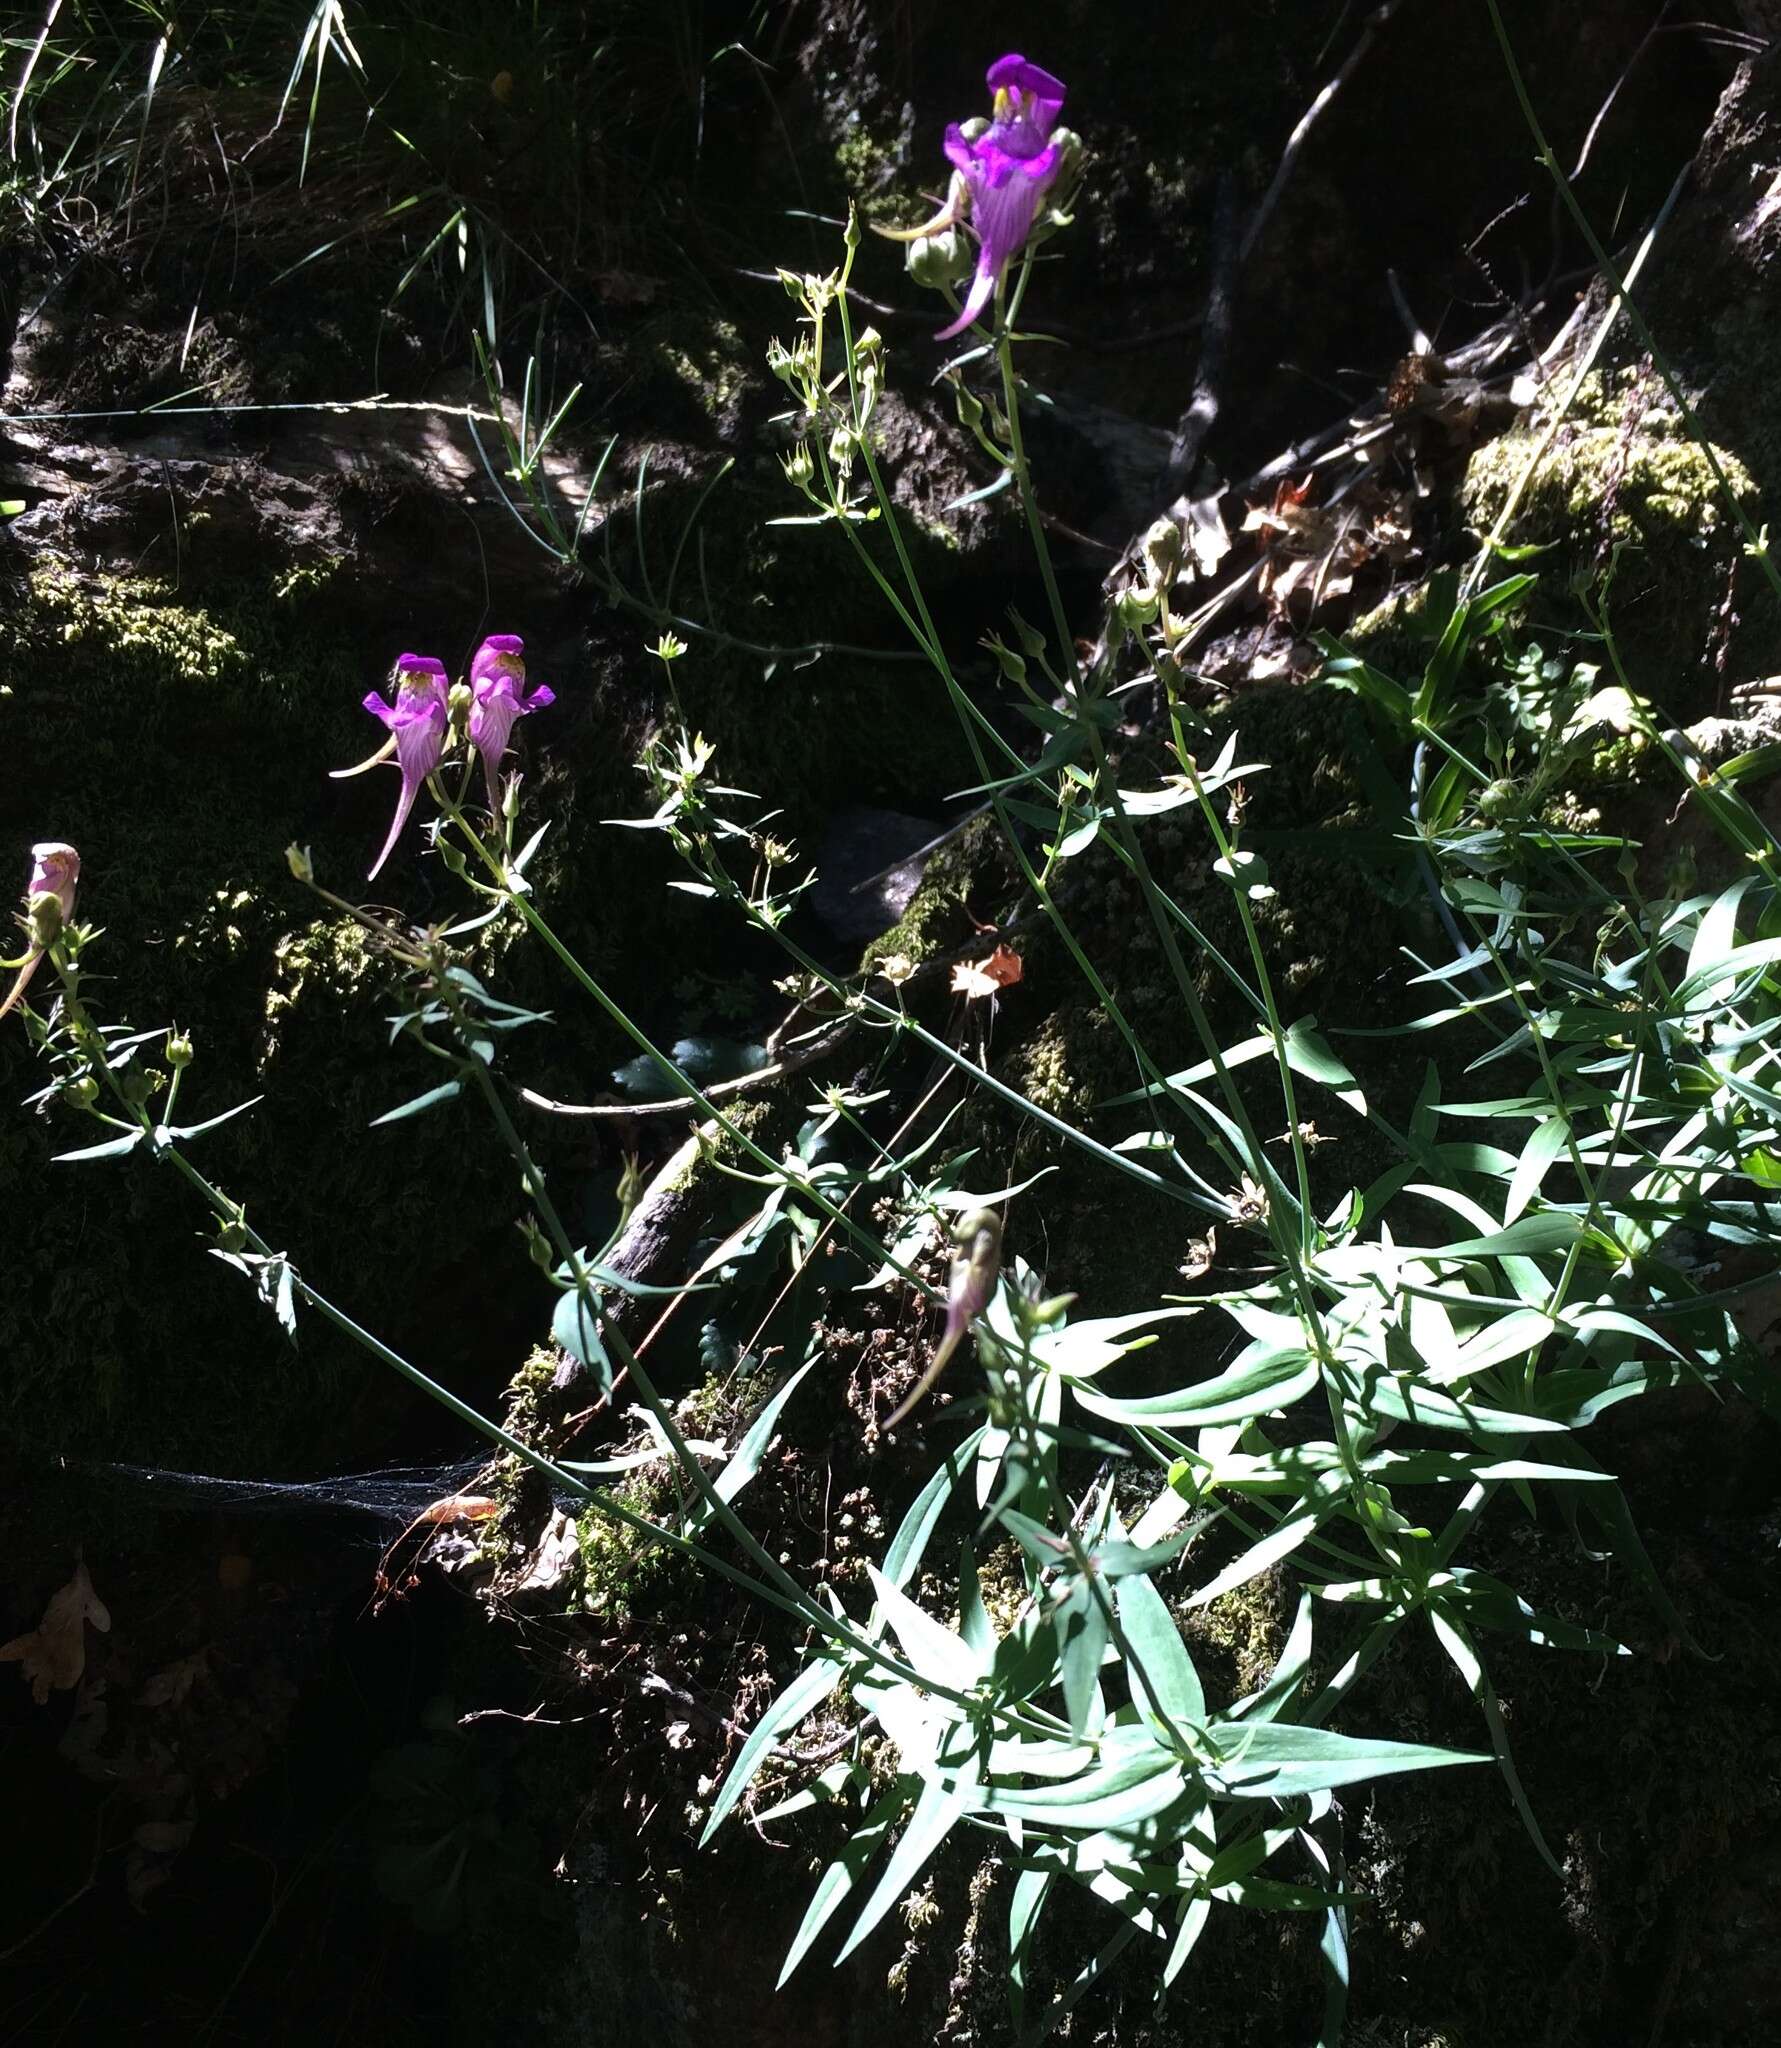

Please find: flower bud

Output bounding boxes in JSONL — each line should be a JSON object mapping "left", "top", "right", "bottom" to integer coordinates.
{"left": 29, "top": 843, "right": 79, "bottom": 917}
{"left": 447, "top": 678, "right": 473, "bottom": 741}
{"left": 286, "top": 843, "right": 315, "bottom": 885}
{"left": 1142, "top": 516, "right": 1184, "bottom": 583}
{"left": 1027, "top": 1289, "right": 1077, "bottom": 1330}
{"left": 61, "top": 1074, "right": 99, "bottom": 1109}
{"left": 1048, "top": 126, "right": 1085, "bottom": 190}
{"left": 782, "top": 443, "right": 815, "bottom": 489}
{"left": 166, "top": 1031, "right": 195, "bottom": 1069}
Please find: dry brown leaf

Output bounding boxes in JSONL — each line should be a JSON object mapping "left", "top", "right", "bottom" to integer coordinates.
{"left": 508, "top": 1510, "right": 580, "bottom": 1597}
{"left": 950, "top": 945, "right": 1024, "bottom": 1001}
{"left": 0, "top": 1558, "right": 111, "bottom": 1704}
{"left": 140, "top": 1648, "right": 210, "bottom": 1711}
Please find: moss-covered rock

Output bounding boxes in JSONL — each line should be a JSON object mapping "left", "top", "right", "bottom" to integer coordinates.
{"left": 3, "top": 563, "right": 546, "bottom": 1478}
{"left": 1461, "top": 367, "right": 1757, "bottom": 694}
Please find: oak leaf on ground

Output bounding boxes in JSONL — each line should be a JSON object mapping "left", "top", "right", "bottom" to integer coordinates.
{"left": 0, "top": 1559, "right": 111, "bottom": 1703}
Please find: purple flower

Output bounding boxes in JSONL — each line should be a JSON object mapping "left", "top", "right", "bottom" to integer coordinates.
{"left": 2, "top": 841, "right": 80, "bottom": 1022}
{"left": 467, "top": 634, "right": 555, "bottom": 811}
{"left": 938, "top": 55, "right": 1066, "bottom": 341}
{"left": 349, "top": 654, "right": 449, "bottom": 881}
{"left": 29, "top": 842, "right": 79, "bottom": 924}
{"left": 884, "top": 1207, "right": 1003, "bottom": 1428}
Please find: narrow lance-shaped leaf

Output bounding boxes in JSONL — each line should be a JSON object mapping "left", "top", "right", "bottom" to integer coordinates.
{"left": 1303, "top": 1813, "right": 1350, "bottom": 2048}
{"left": 688, "top": 1353, "right": 820, "bottom": 1528}
{"left": 1008, "top": 1865, "right": 1053, "bottom": 2036}
{"left": 701, "top": 1653, "right": 847, "bottom": 1847}
{"left": 369, "top": 1078, "right": 464, "bottom": 1127}
{"left": 52, "top": 1130, "right": 145, "bottom": 1164}
{"left": 1429, "top": 1601, "right": 1561, "bottom": 1873}
{"left": 1188, "top": 1473, "right": 1348, "bottom": 1610}
{"left": 831, "top": 1761, "right": 979, "bottom": 1965}
{"left": 1211, "top": 1720, "right": 1486, "bottom": 1798}
{"left": 778, "top": 1781, "right": 906, "bottom": 1985}
{"left": 884, "top": 1426, "right": 987, "bottom": 1588}
{"left": 1504, "top": 1118, "right": 1570, "bottom": 1224}
{"left": 1114, "top": 1564, "right": 1206, "bottom": 1736}
{"left": 865, "top": 1563, "right": 986, "bottom": 1692}
{"left": 1056, "top": 1579, "right": 1110, "bottom": 1739}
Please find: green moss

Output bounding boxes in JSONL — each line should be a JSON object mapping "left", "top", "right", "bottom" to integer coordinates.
{"left": 834, "top": 117, "right": 910, "bottom": 223}
{"left": 36, "top": 565, "right": 246, "bottom": 677}
{"left": 2, "top": 564, "right": 535, "bottom": 1483}
{"left": 1004, "top": 1005, "right": 1115, "bottom": 1122}
{"left": 858, "top": 813, "right": 1012, "bottom": 974}
{"left": 654, "top": 319, "right": 750, "bottom": 423}
{"left": 1461, "top": 368, "right": 1756, "bottom": 685}
{"left": 1180, "top": 1564, "right": 1288, "bottom": 1703}
{"left": 568, "top": 1350, "right": 780, "bottom": 1623}
{"left": 1344, "top": 578, "right": 1440, "bottom": 679}
{"left": 1461, "top": 376, "right": 1752, "bottom": 539}
{"left": 577, "top": 1482, "right": 696, "bottom": 1622}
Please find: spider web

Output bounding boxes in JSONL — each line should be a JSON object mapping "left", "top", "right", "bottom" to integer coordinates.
{"left": 98, "top": 1455, "right": 495, "bottom": 1531}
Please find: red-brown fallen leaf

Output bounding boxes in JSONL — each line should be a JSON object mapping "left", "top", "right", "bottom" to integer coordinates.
{"left": 414, "top": 1493, "right": 499, "bottom": 1525}
{"left": 951, "top": 945, "right": 1024, "bottom": 1001}
{"left": 0, "top": 1558, "right": 111, "bottom": 1704}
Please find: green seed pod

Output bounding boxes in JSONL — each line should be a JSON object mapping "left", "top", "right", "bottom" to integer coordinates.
{"left": 1114, "top": 584, "right": 1161, "bottom": 634}
{"left": 25, "top": 889, "right": 63, "bottom": 950}
{"left": 907, "top": 225, "right": 971, "bottom": 291}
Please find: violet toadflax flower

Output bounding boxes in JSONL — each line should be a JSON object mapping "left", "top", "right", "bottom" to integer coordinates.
{"left": 467, "top": 634, "right": 554, "bottom": 811}
{"left": 936, "top": 55, "right": 1067, "bottom": 340}
{"left": 1, "top": 841, "right": 80, "bottom": 1022}
{"left": 884, "top": 1206, "right": 1003, "bottom": 1428}
{"left": 332, "top": 654, "right": 450, "bottom": 881}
